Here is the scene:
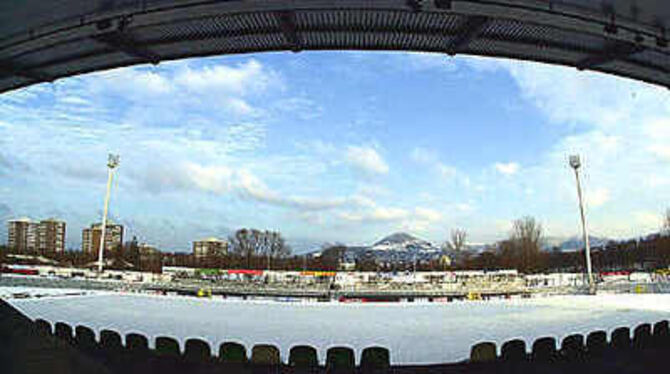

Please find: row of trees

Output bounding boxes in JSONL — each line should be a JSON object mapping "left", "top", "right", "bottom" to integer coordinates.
{"left": 228, "top": 229, "right": 291, "bottom": 268}
{"left": 163, "top": 228, "right": 295, "bottom": 270}
{"left": 441, "top": 217, "right": 546, "bottom": 272}
{"left": 445, "top": 211, "right": 670, "bottom": 273}
{"left": 5, "top": 210, "right": 670, "bottom": 273}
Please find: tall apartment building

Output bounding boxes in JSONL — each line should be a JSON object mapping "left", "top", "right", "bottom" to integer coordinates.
{"left": 7, "top": 218, "right": 66, "bottom": 253}
{"left": 37, "top": 218, "right": 66, "bottom": 253}
{"left": 82, "top": 222, "right": 124, "bottom": 254}
{"left": 192, "top": 237, "right": 228, "bottom": 258}
{"left": 7, "top": 218, "right": 37, "bottom": 252}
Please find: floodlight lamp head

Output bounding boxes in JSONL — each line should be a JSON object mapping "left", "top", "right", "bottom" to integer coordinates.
{"left": 107, "top": 154, "right": 120, "bottom": 169}
{"left": 569, "top": 155, "right": 581, "bottom": 169}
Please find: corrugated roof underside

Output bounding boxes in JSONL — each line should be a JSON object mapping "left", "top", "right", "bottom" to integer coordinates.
{"left": 2, "top": 9, "right": 670, "bottom": 93}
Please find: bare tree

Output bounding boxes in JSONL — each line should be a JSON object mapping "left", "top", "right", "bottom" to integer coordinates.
{"left": 229, "top": 228, "right": 291, "bottom": 268}
{"left": 449, "top": 229, "right": 467, "bottom": 251}
{"left": 269, "top": 231, "right": 291, "bottom": 258}
{"left": 511, "top": 217, "right": 543, "bottom": 247}
{"left": 229, "top": 228, "right": 253, "bottom": 267}
{"left": 509, "top": 216, "right": 544, "bottom": 272}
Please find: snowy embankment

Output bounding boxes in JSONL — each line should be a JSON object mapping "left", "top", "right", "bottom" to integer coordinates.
{"left": 529, "top": 293, "right": 670, "bottom": 313}
{"left": 0, "top": 286, "right": 104, "bottom": 299}
{"left": 7, "top": 291, "right": 670, "bottom": 365}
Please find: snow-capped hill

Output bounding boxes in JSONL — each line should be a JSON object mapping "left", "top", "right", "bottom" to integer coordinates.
{"left": 558, "top": 235, "right": 610, "bottom": 251}
{"left": 371, "top": 232, "right": 434, "bottom": 251}
{"left": 542, "top": 235, "right": 611, "bottom": 251}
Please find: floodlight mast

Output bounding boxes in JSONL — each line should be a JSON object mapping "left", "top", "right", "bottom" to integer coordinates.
{"left": 97, "top": 154, "right": 120, "bottom": 274}
{"left": 569, "top": 155, "right": 595, "bottom": 294}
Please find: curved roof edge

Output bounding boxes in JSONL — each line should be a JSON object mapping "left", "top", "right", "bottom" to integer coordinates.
{"left": 1, "top": 0, "right": 670, "bottom": 93}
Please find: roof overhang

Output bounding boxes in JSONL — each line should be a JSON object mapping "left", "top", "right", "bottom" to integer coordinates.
{"left": 1, "top": 0, "right": 670, "bottom": 94}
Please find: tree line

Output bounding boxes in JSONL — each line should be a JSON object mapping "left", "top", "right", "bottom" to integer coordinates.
{"left": 318, "top": 213, "right": 670, "bottom": 274}
{"left": 445, "top": 213, "right": 670, "bottom": 273}
{"left": 5, "top": 212, "right": 670, "bottom": 274}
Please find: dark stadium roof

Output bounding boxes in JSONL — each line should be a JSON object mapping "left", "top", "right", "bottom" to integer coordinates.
{"left": 1, "top": 0, "right": 670, "bottom": 93}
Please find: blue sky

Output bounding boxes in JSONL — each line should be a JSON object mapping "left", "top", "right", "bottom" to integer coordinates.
{"left": 1, "top": 51, "right": 670, "bottom": 252}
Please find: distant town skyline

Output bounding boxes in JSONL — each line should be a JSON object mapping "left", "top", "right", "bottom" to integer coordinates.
{"left": 1, "top": 52, "right": 670, "bottom": 251}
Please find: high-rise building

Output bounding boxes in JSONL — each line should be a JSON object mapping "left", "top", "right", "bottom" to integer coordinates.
{"left": 82, "top": 222, "right": 124, "bottom": 254}
{"left": 192, "top": 237, "right": 228, "bottom": 258}
{"left": 37, "top": 218, "right": 66, "bottom": 253}
{"left": 7, "top": 218, "right": 66, "bottom": 253}
{"left": 7, "top": 218, "right": 37, "bottom": 252}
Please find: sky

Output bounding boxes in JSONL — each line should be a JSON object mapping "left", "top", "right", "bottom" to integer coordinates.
{"left": 1, "top": 51, "right": 670, "bottom": 253}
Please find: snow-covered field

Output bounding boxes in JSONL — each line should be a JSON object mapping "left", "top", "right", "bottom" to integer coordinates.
{"left": 5, "top": 289, "right": 670, "bottom": 364}
{"left": 0, "top": 286, "right": 103, "bottom": 299}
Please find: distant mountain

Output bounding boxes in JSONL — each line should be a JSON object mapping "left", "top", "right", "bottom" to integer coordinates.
{"left": 308, "top": 232, "right": 447, "bottom": 265}
{"left": 559, "top": 235, "right": 611, "bottom": 251}
{"left": 543, "top": 235, "right": 611, "bottom": 251}
{"left": 371, "top": 232, "right": 435, "bottom": 252}
{"left": 374, "top": 232, "right": 418, "bottom": 246}
{"left": 286, "top": 238, "right": 326, "bottom": 255}
{"left": 462, "top": 243, "right": 488, "bottom": 253}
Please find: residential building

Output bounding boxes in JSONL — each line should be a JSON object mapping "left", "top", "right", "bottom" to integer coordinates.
{"left": 7, "top": 218, "right": 37, "bottom": 252}
{"left": 192, "top": 237, "right": 228, "bottom": 258}
{"left": 139, "top": 243, "right": 160, "bottom": 260}
{"left": 37, "top": 218, "right": 66, "bottom": 253}
{"left": 82, "top": 222, "right": 124, "bottom": 254}
{"left": 7, "top": 218, "right": 66, "bottom": 253}
{"left": 138, "top": 243, "right": 162, "bottom": 272}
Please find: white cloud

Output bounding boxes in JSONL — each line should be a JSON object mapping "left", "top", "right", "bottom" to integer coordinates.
{"left": 455, "top": 203, "right": 474, "bottom": 213}
{"left": 225, "top": 98, "right": 255, "bottom": 115}
{"left": 585, "top": 187, "right": 610, "bottom": 208}
{"left": 371, "top": 207, "right": 409, "bottom": 221}
{"left": 633, "top": 211, "right": 663, "bottom": 232}
{"left": 415, "top": 207, "right": 442, "bottom": 222}
{"left": 648, "top": 145, "right": 670, "bottom": 161}
{"left": 410, "top": 147, "right": 439, "bottom": 164}
{"left": 465, "top": 56, "right": 670, "bottom": 238}
{"left": 181, "top": 164, "right": 357, "bottom": 211}
{"left": 174, "top": 59, "right": 282, "bottom": 96}
{"left": 93, "top": 69, "right": 173, "bottom": 98}
{"left": 494, "top": 162, "right": 520, "bottom": 176}
{"left": 83, "top": 59, "right": 282, "bottom": 120}
{"left": 595, "top": 210, "right": 663, "bottom": 238}
{"left": 437, "top": 163, "right": 459, "bottom": 179}
{"left": 464, "top": 57, "right": 658, "bottom": 127}
{"left": 272, "top": 97, "right": 323, "bottom": 120}
{"left": 184, "top": 162, "right": 235, "bottom": 194}
{"left": 338, "top": 206, "right": 408, "bottom": 223}
{"left": 345, "top": 145, "right": 389, "bottom": 175}
{"left": 7, "top": 53, "right": 670, "bottom": 248}
{"left": 336, "top": 204, "right": 444, "bottom": 238}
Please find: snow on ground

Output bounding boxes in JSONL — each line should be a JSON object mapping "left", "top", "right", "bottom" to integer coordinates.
{"left": 6, "top": 292, "right": 670, "bottom": 365}
{"left": 0, "top": 286, "right": 104, "bottom": 299}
